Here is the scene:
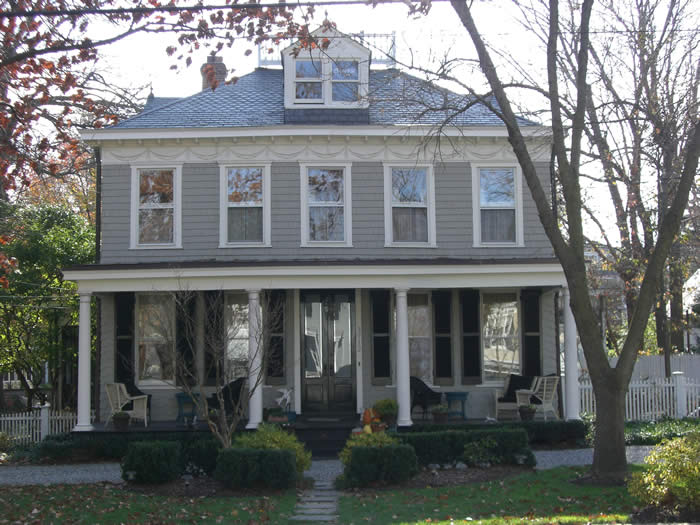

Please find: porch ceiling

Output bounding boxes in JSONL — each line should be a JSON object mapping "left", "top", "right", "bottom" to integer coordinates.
{"left": 63, "top": 260, "right": 566, "bottom": 293}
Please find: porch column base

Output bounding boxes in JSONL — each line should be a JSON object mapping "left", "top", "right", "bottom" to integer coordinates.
{"left": 395, "top": 288, "right": 413, "bottom": 427}
{"left": 246, "top": 289, "right": 264, "bottom": 430}
{"left": 563, "top": 288, "right": 580, "bottom": 420}
{"left": 73, "top": 424, "right": 95, "bottom": 432}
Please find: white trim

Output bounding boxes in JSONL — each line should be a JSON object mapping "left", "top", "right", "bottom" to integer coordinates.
{"left": 218, "top": 163, "right": 271, "bottom": 248}
{"left": 130, "top": 165, "right": 182, "bottom": 249}
{"left": 383, "top": 163, "right": 436, "bottom": 247}
{"left": 300, "top": 163, "right": 353, "bottom": 247}
{"left": 66, "top": 263, "right": 566, "bottom": 294}
{"left": 471, "top": 162, "right": 524, "bottom": 248}
{"left": 355, "top": 288, "right": 364, "bottom": 414}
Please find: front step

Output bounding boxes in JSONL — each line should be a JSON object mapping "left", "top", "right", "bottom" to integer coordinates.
{"left": 293, "top": 414, "right": 357, "bottom": 457}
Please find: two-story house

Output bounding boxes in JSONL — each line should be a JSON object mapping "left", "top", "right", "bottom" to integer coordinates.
{"left": 65, "top": 27, "right": 580, "bottom": 430}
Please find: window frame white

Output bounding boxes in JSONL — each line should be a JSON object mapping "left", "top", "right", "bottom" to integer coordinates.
{"left": 218, "top": 163, "right": 271, "bottom": 248}
{"left": 300, "top": 163, "right": 353, "bottom": 247}
{"left": 471, "top": 162, "right": 524, "bottom": 247}
{"left": 130, "top": 164, "right": 182, "bottom": 250}
{"left": 330, "top": 59, "right": 361, "bottom": 103}
{"left": 135, "top": 292, "right": 176, "bottom": 388}
{"left": 383, "top": 163, "right": 436, "bottom": 247}
{"left": 480, "top": 289, "right": 522, "bottom": 386}
{"left": 294, "top": 59, "right": 324, "bottom": 104}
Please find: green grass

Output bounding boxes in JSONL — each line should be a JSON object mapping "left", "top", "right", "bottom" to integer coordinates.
{"left": 338, "top": 466, "right": 642, "bottom": 524}
{"left": 0, "top": 483, "right": 297, "bottom": 524}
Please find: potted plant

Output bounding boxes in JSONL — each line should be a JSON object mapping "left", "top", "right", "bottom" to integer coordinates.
{"left": 518, "top": 404, "right": 537, "bottom": 421}
{"left": 373, "top": 398, "right": 398, "bottom": 428}
{"left": 432, "top": 404, "right": 449, "bottom": 424}
{"left": 266, "top": 407, "right": 288, "bottom": 423}
{"left": 112, "top": 411, "right": 130, "bottom": 431}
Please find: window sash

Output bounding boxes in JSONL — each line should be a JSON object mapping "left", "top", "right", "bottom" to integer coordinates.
{"left": 306, "top": 167, "right": 347, "bottom": 242}
{"left": 137, "top": 169, "right": 176, "bottom": 245}
{"left": 482, "top": 293, "right": 520, "bottom": 383}
{"left": 136, "top": 294, "right": 175, "bottom": 383}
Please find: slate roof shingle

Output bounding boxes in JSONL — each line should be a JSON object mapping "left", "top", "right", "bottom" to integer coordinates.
{"left": 114, "top": 68, "right": 538, "bottom": 129}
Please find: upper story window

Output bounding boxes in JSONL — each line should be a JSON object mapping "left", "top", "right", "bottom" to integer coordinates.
{"left": 331, "top": 60, "right": 359, "bottom": 102}
{"left": 472, "top": 164, "right": 524, "bottom": 247}
{"left": 295, "top": 60, "right": 323, "bottom": 101}
{"left": 130, "top": 166, "right": 182, "bottom": 249}
{"left": 219, "top": 164, "right": 271, "bottom": 247}
{"left": 300, "top": 164, "right": 352, "bottom": 247}
{"left": 384, "top": 164, "right": 436, "bottom": 246}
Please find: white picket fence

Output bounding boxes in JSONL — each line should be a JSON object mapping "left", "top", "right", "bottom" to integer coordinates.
{"left": 0, "top": 406, "right": 85, "bottom": 445}
{"left": 610, "top": 354, "right": 700, "bottom": 380}
{"left": 580, "top": 374, "right": 700, "bottom": 420}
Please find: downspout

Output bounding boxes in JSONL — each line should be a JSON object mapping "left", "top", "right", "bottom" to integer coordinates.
{"left": 93, "top": 146, "right": 102, "bottom": 420}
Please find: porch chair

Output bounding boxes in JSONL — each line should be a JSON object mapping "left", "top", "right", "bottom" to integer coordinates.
{"left": 516, "top": 375, "right": 560, "bottom": 421}
{"left": 410, "top": 376, "right": 442, "bottom": 420}
{"left": 105, "top": 382, "right": 149, "bottom": 427}
{"left": 206, "top": 377, "right": 245, "bottom": 416}
{"left": 494, "top": 374, "right": 537, "bottom": 420}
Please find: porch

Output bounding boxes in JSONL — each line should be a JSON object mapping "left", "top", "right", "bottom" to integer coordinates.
{"left": 63, "top": 260, "right": 580, "bottom": 432}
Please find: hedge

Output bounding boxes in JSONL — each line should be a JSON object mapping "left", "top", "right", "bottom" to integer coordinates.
{"left": 395, "top": 429, "right": 535, "bottom": 466}
{"left": 403, "top": 420, "right": 586, "bottom": 445}
{"left": 214, "top": 448, "right": 296, "bottom": 489}
{"left": 121, "top": 441, "right": 182, "bottom": 484}
{"left": 343, "top": 445, "right": 418, "bottom": 487}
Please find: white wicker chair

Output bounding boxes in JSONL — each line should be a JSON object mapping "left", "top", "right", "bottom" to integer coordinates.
{"left": 105, "top": 383, "right": 149, "bottom": 427}
{"left": 516, "top": 376, "right": 560, "bottom": 421}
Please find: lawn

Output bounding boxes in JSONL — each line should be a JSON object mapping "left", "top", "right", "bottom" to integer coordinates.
{"left": 338, "top": 466, "right": 642, "bottom": 525}
{"left": 0, "top": 483, "right": 297, "bottom": 524}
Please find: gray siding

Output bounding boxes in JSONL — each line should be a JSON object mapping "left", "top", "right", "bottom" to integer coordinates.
{"left": 100, "top": 161, "right": 554, "bottom": 264}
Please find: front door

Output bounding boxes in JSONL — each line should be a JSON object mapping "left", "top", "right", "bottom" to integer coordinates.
{"left": 301, "top": 291, "right": 355, "bottom": 413}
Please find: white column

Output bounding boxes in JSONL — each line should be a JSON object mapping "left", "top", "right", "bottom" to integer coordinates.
{"left": 293, "top": 289, "right": 302, "bottom": 415}
{"left": 673, "top": 371, "right": 687, "bottom": 418}
{"left": 246, "top": 289, "right": 264, "bottom": 429}
{"left": 74, "top": 293, "right": 93, "bottom": 431}
{"left": 395, "top": 288, "right": 412, "bottom": 427}
{"left": 563, "top": 288, "right": 580, "bottom": 420}
{"left": 355, "top": 288, "right": 364, "bottom": 414}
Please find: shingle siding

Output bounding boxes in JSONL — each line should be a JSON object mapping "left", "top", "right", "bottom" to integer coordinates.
{"left": 100, "top": 161, "right": 554, "bottom": 264}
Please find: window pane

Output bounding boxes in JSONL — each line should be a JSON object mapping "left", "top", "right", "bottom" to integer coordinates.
{"left": 332, "top": 61, "right": 358, "bottom": 80}
{"left": 480, "top": 168, "right": 514, "bottom": 206}
{"left": 408, "top": 294, "right": 430, "bottom": 337}
{"left": 392, "top": 207, "right": 428, "bottom": 242}
{"left": 373, "top": 336, "right": 391, "bottom": 378}
{"left": 267, "top": 336, "right": 284, "bottom": 378}
{"left": 139, "top": 209, "right": 174, "bottom": 244}
{"left": 137, "top": 295, "right": 174, "bottom": 381}
{"left": 227, "top": 207, "right": 263, "bottom": 242}
{"left": 435, "top": 337, "right": 452, "bottom": 378}
{"left": 332, "top": 82, "right": 358, "bottom": 102}
{"left": 392, "top": 168, "right": 427, "bottom": 203}
{"left": 295, "top": 81, "right": 322, "bottom": 100}
{"left": 139, "top": 170, "right": 173, "bottom": 205}
{"left": 308, "top": 169, "right": 344, "bottom": 203}
{"left": 409, "top": 337, "right": 431, "bottom": 384}
{"left": 225, "top": 294, "right": 249, "bottom": 380}
{"left": 481, "top": 209, "right": 515, "bottom": 242}
{"left": 482, "top": 293, "right": 519, "bottom": 382}
{"left": 309, "top": 206, "right": 345, "bottom": 241}
{"left": 227, "top": 167, "right": 262, "bottom": 204}
{"left": 296, "top": 60, "right": 321, "bottom": 78}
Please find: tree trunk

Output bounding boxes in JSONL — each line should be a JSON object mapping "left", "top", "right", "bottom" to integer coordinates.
{"left": 669, "top": 248, "right": 685, "bottom": 352}
{"left": 591, "top": 378, "right": 628, "bottom": 482}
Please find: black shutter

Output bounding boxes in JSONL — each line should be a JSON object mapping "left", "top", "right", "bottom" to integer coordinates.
{"left": 521, "top": 289, "right": 541, "bottom": 376}
{"left": 460, "top": 290, "right": 481, "bottom": 382}
{"left": 371, "top": 290, "right": 391, "bottom": 380}
{"left": 114, "top": 292, "right": 135, "bottom": 383}
{"left": 204, "top": 291, "right": 224, "bottom": 386}
{"left": 266, "top": 290, "right": 285, "bottom": 381}
{"left": 176, "top": 293, "right": 197, "bottom": 386}
{"left": 433, "top": 291, "right": 452, "bottom": 380}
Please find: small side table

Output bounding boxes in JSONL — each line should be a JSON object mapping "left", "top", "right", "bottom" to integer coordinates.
{"left": 445, "top": 392, "right": 469, "bottom": 420}
{"left": 175, "top": 392, "right": 200, "bottom": 424}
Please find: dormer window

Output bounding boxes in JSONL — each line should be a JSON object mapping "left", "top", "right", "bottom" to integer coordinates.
{"left": 332, "top": 61, "right": 359, "bottom": 102}
{"left": 295, "top": 60, "right": 322, "bottom": 101}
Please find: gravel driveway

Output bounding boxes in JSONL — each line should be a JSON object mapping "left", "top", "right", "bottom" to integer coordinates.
{"left": 534, "top": 445, "right": 654, "bottom": 470}
{"left": 0, "top": 463, "right": 122, "bottom": 486}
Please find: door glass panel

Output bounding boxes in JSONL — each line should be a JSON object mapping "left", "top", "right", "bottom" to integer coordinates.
{"left": 333, "top": 301, "right": 352, "bottom": 378}
{"left": 303, "top": 300, "right": 323, "bottom": 379}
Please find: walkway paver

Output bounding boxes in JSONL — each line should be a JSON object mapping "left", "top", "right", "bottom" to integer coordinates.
{"left": 290, "top": 460, "right": 343, "bottom": 523}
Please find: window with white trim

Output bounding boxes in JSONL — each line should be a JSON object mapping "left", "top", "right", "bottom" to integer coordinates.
{"left": 331, "top": 60, "right": 359, "bottom": 102}
{"left": 219, "top": 165, "right": 270, "bottom": 246}
{"left": 131, "top": 166, "right": 181, "bottom": 248}
{"left": 301, "top": 165, "right": 352, "bottom": 245}
{"left": 136, "top": 293, "right": 175, "bottom": 384}
{"left": 473, "top": 165, "right": 523, "bottom": 246}
{"left": 295, "top": 60, "right": 323, "bottom": 102}
{"left": 384, "top": 165, "right": 435, "bottom": 246}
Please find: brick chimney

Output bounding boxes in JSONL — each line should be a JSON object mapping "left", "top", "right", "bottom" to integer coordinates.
{"left": 200, "top": 56, "right": 227, "bottom": 90}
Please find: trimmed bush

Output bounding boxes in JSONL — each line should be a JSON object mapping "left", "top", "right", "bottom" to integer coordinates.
{"left": 214, "top": 448, "right": 296, "bottom": 489}
{"left": 344, "top": 445, "right": 418, "bottom": 487}
{"left": 628, "top": 432, "right": 700, "bottom": 511}
{"left": 183, "top": 438, "right": 220, "bottom": 475}
{"left": 395, "top": 428, "right": 534, "bottom": 467}
{"left": 121, "top": 441, "right": 182, "bottom": 484}
{"left": 339, "top": 431, "right": 399, "bottom": 466}
{"left": 233, "top": 423, "right": 311, "bottom": 475}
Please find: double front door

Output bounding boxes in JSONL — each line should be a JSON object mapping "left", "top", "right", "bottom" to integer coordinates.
{"left": 301, "top": 291, "right": 355, "bottom": 413}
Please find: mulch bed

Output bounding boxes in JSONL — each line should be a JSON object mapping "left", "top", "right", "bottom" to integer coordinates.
{"left": 630, "top": 506, "right": 700, "bottom": 523}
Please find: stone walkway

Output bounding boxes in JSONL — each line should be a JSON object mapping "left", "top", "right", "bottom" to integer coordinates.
{"left": 289, "top": 459, "right": 343, "bottom": 523}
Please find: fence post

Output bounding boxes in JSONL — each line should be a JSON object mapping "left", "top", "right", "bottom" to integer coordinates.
{"left": 672, "top": 371, "right": 687, "bottom": 418}
{"left": 40, "top": 404, "right": 50, "bottom": 440}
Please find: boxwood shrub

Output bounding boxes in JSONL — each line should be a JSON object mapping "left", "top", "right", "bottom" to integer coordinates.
{"left": 121, "top": 441, "right": 182, "bottom": 484}
{"left": 232, "top": 423, "right": 311, "bottom": 475}
{"left": 395, "top": 428, "right": 534, "bottom": 466}
{"left": 214, "top": 448, "right": 296, "bottom": 489}
{"left": 183, "top": 438, "right": 220, "bottom": 475}
{"left": 343, "top": 444, "right": 418, "bottom": 487}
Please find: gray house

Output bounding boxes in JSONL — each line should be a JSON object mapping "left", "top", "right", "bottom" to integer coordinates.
{"left": 65, "top": 28, "right": 579, "bottom": 430}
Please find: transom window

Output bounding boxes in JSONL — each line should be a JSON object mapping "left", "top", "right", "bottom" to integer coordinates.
{"left": 219, "top": 165, "right": 270, "bottom": 247}
{"left": 331, "top": 60, "right": 359, "bottom": 102}
{"left": 473, "top": 165, "right": 523, "bottom": 246}
{"left": 136, "top": 293, "right": 175, "bottom": 384}
{"left": 301, "top": 165, "right": 352, "bottom": 246}
{"left": 295, "top": 60, "right": 322, "bottom": 101}
{"left": 131, "top": 166, "right": 181, "bottom": 248}
{"left": 384, "top": 165, "right": 435, "bottom": 246}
